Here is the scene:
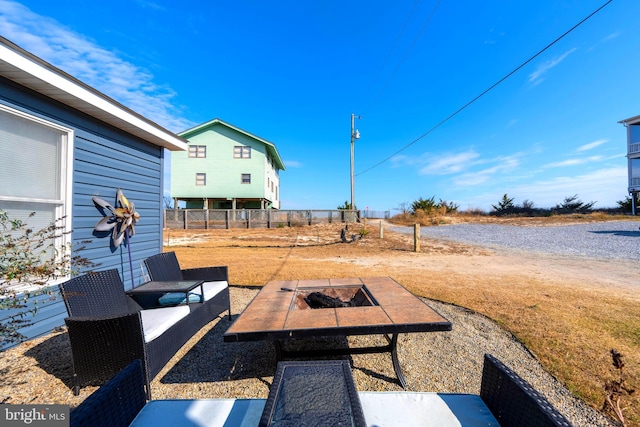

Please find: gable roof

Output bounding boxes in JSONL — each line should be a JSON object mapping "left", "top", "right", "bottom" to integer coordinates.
{"left": 0, "top": 37, "right": 187, "bottom": 151}
{"left": 179, "top": 118, "right": 286, "bottom": 171}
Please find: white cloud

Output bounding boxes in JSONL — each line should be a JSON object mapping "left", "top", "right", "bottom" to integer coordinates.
{"left": 452, "top": 155, "right": 520, "bottom": 186}
{"left": 0, "top": 0, "right": 193, "bottom": 132}
{"left": 543, "top": 155, "right": 603, "bottom": 168}
{"left": 528, "top": 48, "right": 576, "bottom": 86}
{"left": 284, "top": 160, "right": 303, "bottom": 168}
{"left": 577, "top": 139, "right": 607, "bottom": 151}
{"left": 507, "top": 166, "right": 626, "bottom": 208}
{"left": 418, "top": 150, "right": 480, "bottom": 175}
{"left": 462, "top": 166, "right": 627, "bottom": 211}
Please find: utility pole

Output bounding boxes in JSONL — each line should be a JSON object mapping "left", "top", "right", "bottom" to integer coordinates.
{"left": 350, "top": 113, "right": 360, "bottom": 210}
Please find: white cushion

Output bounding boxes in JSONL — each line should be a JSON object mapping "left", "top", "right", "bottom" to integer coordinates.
{"left": 130, "top": 393, "right": 499, "bottom": 427}
{"left": 359, "top": 392, "right": 499, "bottom": 426}
{"left": 140, "top": 306, "right": 190, "bottom": 343}
{"left": 190, "top": 281, "right": 228, "bottom": 302}
{"left": 130, "top": 399, "right": 266, "bottom": 427}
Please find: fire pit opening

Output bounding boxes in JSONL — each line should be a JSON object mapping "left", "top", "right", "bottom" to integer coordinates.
{"left": 292, "top": 286, "right": 377, "bottom": 310}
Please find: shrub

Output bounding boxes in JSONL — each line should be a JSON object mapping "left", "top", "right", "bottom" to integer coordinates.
{"left": 554, "top": 194, "right": 596, "bottom": 214}
{"left": 0, "top": 210, "right": 93, "bottom": 346}
{"left": 411, "top": 196, "right": 438, "bottom": 214}
{"left": 491, "top": 194, "right": 516, "bottom": 215}
{"left": 439, "top": 199, "right": 459, "bottom": 214}
{"left": 337, "top": 201, "right": 355, "bottom": 210}
{"left": 616, "top": 194, "right": 639, "bottom": 213}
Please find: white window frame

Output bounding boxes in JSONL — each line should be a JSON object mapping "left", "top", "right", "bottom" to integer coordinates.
{"left": 241, "top": 173, "right": 251, "bottom": 184}
{"left": 234, "top": 146, "right": 251, "bottom": 159}
{"left": 0, "top": 103, "right": 74, "bottom": 288}
{"left": 196, "top": 173, "right": 206, "bottom": 186}
{"left": 189, "top": 145, "right": 206, "bottom": 158}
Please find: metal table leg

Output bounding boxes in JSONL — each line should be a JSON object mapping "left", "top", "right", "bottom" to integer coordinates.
{"left": 389, "top": 333, "right": 407, "bottom": 388}
{"left": 275, "top": 334, "right": 407, "bottom": 388}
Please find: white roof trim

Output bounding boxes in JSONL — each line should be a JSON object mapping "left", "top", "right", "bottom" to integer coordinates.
{"left": 619, "top": 115, "right": 640, "bottom": 125}
{"left": 0, "top": 38, "right": 187, "bottom": 151}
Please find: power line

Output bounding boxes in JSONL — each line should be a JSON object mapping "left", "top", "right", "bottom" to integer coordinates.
{"left": 364, "top": 0, "right": 443, "bottom": 116}
{"left": 356, "top": 0, "right": 614, "bottom": 177}
{"left": 364, "top": 0, "right": 420, "bottom": 104}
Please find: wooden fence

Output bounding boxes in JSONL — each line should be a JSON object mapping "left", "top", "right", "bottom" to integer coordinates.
{"left": 164, "top": 209, "right": 390, "bottom": 229}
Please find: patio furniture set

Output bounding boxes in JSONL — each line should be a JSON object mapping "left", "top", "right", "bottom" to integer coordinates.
{"left": 59, "top": 252, "right": 230, "bottom": 398}
{"left": 60, "top": 252, "right": 574, "bottom": 426}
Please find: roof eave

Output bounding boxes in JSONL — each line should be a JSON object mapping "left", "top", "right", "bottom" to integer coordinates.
{"left": 0, "top": 37, "right": 187, "bottom": 151}
{"left": 618, "top": 114, "right": 640, "bottom": 125}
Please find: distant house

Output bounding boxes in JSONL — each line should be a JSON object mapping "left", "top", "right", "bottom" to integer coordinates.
{"left": 619, "top": 114, "right": 640, "bottom": 215}
{"left": 171, "top": 118, "right": 285, "bottom": 210}
{"left": 0, "top": 37, "right": 187, "bottom": 347}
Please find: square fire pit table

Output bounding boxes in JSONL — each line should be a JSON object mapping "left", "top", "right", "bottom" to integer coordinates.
{"left": 224, "top": 277, "right": 452, "bottom": 387}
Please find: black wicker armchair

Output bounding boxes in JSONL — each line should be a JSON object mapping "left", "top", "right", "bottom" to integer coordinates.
{"left": 144, "top": 251, "right": 231, "bottom": 319}
{"left": 60, "top": 268, "right": 229, "bottom": 397}
{"left": 70, "top": 359, "right": 146, "bottom": 427}
{"left": 480, "top": 353, "right": 573, "bottom": 427}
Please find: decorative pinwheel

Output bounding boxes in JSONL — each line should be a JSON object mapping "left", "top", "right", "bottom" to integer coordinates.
{"left": 93, "top": 189, "right": 140, "bottom": 287}
{"left": 92, "top": 189, "right": 140, "bottom": 248}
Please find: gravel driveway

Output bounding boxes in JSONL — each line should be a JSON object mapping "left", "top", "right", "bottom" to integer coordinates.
{"left": 392, "top": 221, "right": 640, "bottom": 260}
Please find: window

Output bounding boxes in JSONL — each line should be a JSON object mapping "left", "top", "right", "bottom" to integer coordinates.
{"left": 188, "top": 145, "right": 206, "bottom": 158}
{"left": 241, "top": 173, "right": 251, "bottom": 184}
{"left": 234, "top": 146, "right": 251, "bottom": 158}
{"left": 631, "top": 159, "right": 640, "bottom": 186}
{"left": 0, "top": 105, "right": 73, "bottom": 267}
{"left": 196, "top": 173, "right": 206, "bottom": 186}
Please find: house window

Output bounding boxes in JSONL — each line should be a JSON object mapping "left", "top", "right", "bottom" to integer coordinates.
{"left": 234, "top": 146, "right": 251, "bottom": 158}
{"left": 631, "top": 159, "right": 640, "bottom": 186}
{"left": 241, "top": 173, "right": 251, "bottom": 184}
{"left": 0, "top": 105, "right": 73, "bottom": 266}
{"left": 189, "top": 145, "right": 206, "bottom": 158}
{"left": 196, "top": 173, "right": 206, "bottom": 186}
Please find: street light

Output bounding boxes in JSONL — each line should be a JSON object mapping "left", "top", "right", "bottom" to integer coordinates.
{"left": 350, "top": 113, "right": 361, "bottom": 211}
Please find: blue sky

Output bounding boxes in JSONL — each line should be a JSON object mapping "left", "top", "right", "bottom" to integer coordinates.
{"left": 1, "top": 0, "right": 638, "bottom": 212}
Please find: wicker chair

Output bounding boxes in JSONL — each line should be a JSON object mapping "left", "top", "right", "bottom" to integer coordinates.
{"left": 60, "top": 268, "right": 229, "bottom": 397}
{"left": 480, "top": 354, "right": 572, "bottom": 426}
{"left": 144, "top": 251, "right": 231, "bottom": 319}
{"left": 70, "top": 359, "right": 146, "bottom": 427}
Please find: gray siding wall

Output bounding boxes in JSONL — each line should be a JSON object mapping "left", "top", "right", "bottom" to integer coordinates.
{"left": 0, "top": 76, "right": 164, "bottom": 348}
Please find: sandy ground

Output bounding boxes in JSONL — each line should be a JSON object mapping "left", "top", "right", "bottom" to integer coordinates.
{"left": 165, "top": 220, "right": 640, "bottom": 292}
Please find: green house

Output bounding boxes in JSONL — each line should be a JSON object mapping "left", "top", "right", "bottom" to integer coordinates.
{"left": 171, "top": 118, "right": 285, "bottom": 209}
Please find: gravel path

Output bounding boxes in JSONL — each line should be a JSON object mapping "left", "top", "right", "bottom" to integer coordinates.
{"left": 391, "top": 221, "right": 640, "bottom": 260}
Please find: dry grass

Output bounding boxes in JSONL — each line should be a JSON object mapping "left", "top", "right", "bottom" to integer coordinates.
{"left": 165, "top": 216, "right": 640, "bottom": 426}
{"left": 390, "top": 211, "right": 636, "bottom": 227}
